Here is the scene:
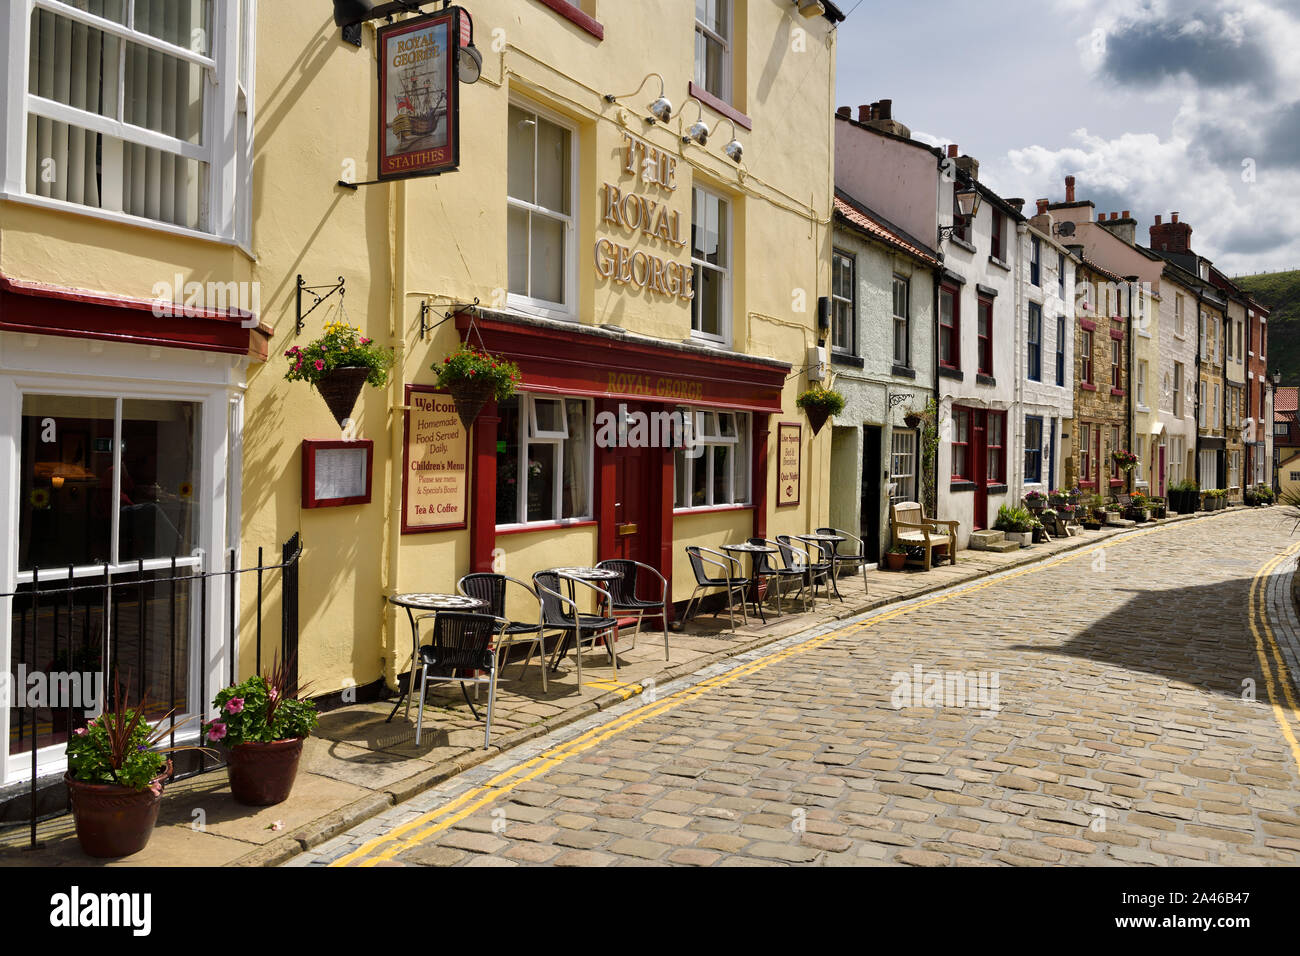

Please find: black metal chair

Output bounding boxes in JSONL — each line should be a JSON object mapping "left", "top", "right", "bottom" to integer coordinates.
{"left": 803, "top": 537, "right": 845, "bottom": 601}
{"left": 595, "top": 559, "right": 669, "bottom": 660}
{"left": 683, "top": 546, "right": 748, "bottom": 629}
{"left": 815, "top": 527, "right": 870, "bottom": 583}
{"left": 750, "top": 538, "right": 805, "bottom": 615}
{"left": 457, "top": 573, "right": 548, "bottom": 692}
{"left": 533, "top": 571, "right": 619, "bottom": 689}
{"left": 414, "top": 611, "right": 500, "bottom": 749}
{"left": 774, "top": 535, "right": 830, "bottom": 609}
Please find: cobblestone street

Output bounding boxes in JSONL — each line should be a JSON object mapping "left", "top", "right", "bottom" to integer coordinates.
{"left": 297, "top": 509, "right": 1300, "bottom": 867}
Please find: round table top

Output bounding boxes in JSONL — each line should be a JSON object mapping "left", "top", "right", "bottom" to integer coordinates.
{"left": 722, "top": 543, "right": 778, "bottom": 553}
{"left": 389, "top": 593, "right": 485, "bottom": 611}
{"left": 797, "top": 533, "right": 844, "bottom": 543}
{"left": 550, "top": 567, "right": 621, "bottom": 581}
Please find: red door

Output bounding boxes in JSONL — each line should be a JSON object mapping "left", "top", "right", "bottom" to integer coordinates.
{"left": 613, "top": 440, "right": 651, "bottom": 564}
{"left": 1159, "top": 444, "right": 1166, "bottom": 497}
{"left": 972, "top": 412, "right": 988, "bottom": 531}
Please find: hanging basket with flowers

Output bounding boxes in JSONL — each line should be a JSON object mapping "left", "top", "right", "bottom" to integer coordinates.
{"left": 434, "top": 344, "right": 521, "bottom": 429}
{"left": 1111, "top": 449, "right": 1139, "bottom": 472}
{"left": 796, "top": 384, "right": 846, "bottom": 436}
{"left": 284, "top": 321, "right": 394, "bottom": 428}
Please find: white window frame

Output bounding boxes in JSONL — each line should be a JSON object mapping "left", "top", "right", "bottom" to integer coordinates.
{"left": 690, "top": 184, "right": 732, "bottom": 346}
{"left": 674, "top": 407, "right": 750, "bottom": 510}
{"left": 694, "top": 0, "right": 732, "bottom": 104}
{"left": 890, "top": 430, "right": 916, "bottom": 503}
{"left": 505, "top": 97, "right": 578, "bottom": 322}
{"left": 0, "top": 338, "right": 242, "bottom": 785}
{"left": 1137, "top": 360, "right": 1147, "bottom": 408}
{"left": 830, "top": 248, "right": 855, "bottom": 356}
{"left": 892, "top": 273, "right": 910, "bottom": 368}
{"left": 498, "top": 393, "right": 593, "bottom": 528}
{"left": 0, "top": 0, "right": 252, "bottom": 249}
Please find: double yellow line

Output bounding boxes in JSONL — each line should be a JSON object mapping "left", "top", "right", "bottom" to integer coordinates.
{"left": 1246, "top": 542, "right": 1300, "bottom": 773}
{"left": 331, "top": 518, "right": 1291, "bottom": 866}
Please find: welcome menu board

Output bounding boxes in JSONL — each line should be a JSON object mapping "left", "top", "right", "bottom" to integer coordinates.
{"left": 402, "top": 386, "right": 468, "bottom": 533}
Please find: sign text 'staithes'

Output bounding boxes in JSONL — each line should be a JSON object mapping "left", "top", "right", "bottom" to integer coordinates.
{"left": 593, "top": 131, "right": 694, "bottom": 301}
{"left": 607, "top": 372, "right": 704, "bottom": 402}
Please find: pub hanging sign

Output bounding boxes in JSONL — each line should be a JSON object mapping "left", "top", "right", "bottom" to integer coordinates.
{"left": 377, "top": 9, "right": 460, "bottom": 181}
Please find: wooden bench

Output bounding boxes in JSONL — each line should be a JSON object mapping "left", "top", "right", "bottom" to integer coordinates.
{"left": 891, "top": 502, "right": 959, "bottom": 572}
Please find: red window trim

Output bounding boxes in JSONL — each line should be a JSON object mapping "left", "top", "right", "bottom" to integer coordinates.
{"left": 1110, "top": 387, "right": 1126, "bottom": 397}
{"left": 985, "top": 409, "right": 1007, "bottom": 484}
{"left": 496, "top": 519, "right": 599, "bottom": 537}
{"left": 1079, "top": 480, "right": 1098, "bottom": 490}
{"left": 939, "top": 284, "right": 961, "bottom": 371}
{"left": 688, "top": 82, "right": 753, "bottom": 131}
{"left": 302, "top": 439, "right": 373, "bottom": 508}
{"left": 977, "top": 296, "right": 994, "bottom": 377}
{"left": 1109, "top": 329, "right": 1125, "bottom": 341}
{"left": 1081, "top": 382, "right": 1098, "bottom": 392}
{"left": 1078, "top": 318, "right": 1097, "bottom": 332}
{"left": 534, "top": 0, "right": 604, "bottom": 39}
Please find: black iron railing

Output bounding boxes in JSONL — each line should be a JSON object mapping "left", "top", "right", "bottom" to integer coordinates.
{"left": 1, "top": 533, "right": 301, "bottom": 849}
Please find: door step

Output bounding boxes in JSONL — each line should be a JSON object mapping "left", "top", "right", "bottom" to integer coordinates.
{"left": 968, "top": 530, "right": 1019, "bottom": 553}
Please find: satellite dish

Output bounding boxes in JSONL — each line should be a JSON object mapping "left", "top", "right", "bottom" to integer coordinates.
{"left": 1056, "top": 221, "right": 1077, "bottom": 237}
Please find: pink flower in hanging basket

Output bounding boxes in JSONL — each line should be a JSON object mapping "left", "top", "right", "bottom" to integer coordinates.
{"left": 314, "top": 360, "right": 325, "bottom": 372}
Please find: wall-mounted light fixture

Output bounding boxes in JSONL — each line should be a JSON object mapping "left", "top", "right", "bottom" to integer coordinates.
{"left": 938, "top": 186, "right": 981, "bottom": 242}
{"left": 680, "top": 104, "right": 744, "bottom": 164}
{"left": 605, "top": 72, "right": 674, "bottom": 124}
{"left": 796, "top": 0, "right": 826, "bottom": 17}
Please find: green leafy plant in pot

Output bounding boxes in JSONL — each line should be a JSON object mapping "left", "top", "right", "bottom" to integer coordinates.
{"left": 796, "top": 384, "right": 845, "bottom": 436}
{"left": 434, "top": 344, "right": 521, "bottom": 430}
{"left": 885, "top": 545, "right": 908, "bottom": 571}
{"left": 284, "top": 320, "right": 394, "bottom": 427}
{"left": 206, "top": 655, "right": 317, "bottom": 807}
{"left": 64, "top": 672, "right": 213, "bottom": 858}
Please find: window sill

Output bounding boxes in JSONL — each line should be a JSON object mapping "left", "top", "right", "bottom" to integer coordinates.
{"left": 674, "top": 503, "right": 754, "bottom": 516}
{"left": 1136, "top": 404, "right": 1151, "bottom": 414}
{"left": 1078, "top": 318, "right": 1097, "bottom": 332}
{"left": 534, "top": 0, "right": 604, "bottom": 39}
{"left": 1080, "top": 382, "right": 1098, "bottom": 392}
{"left": 1109, "top": 329, "right": 1125, "bottom": 341}
{"left": 891, "top": 364, "right": 916, "bottom": 379}
{"left": 496, "top": 519, "right": 598, "bottom": 536}
{"left": 505, "top": 298, "right": 579, "bottom": 325}
{"left": 1111, "top": 387, "right": 1126, "bottom": 397}
{"left": 938, "top": 366, "right": 964, "bottom": 381}
{"left": 949, "top": 480, "right": 976, "bottom": 491}
{"left": 831, "top": 352, "right": 865, "bottom": 369}
{"left": 948, "top": 236, "right": 977, "bottom": 255}
{"left": 688, "top": 82, "right": 752, "bottom": 131}
{"left": 1079, "top": 481, "right": 1098, "bottom": 490}
{"left": 1, "top": 190, "right": 255, "bottom": 262}
{"left": 987, "top": 483, "right": 1008, "bottom": 495}
{"left": 976, "top": 373, "right": 996, "bottom": 386}
{"left": 987, "top": 256, "right": 1010, "bottom": 272}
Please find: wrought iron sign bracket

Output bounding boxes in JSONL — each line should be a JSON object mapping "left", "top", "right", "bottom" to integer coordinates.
{"left": 296, "top": 275, "right": 346, "bottom": 335}
{"left": 418, "top": 297, "right": 480, "bottom": 340}
{"left": 887, "top": 393, "right": 912, "bottom": 410}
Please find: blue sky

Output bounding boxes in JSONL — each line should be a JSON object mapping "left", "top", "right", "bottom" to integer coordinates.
{"left": 833, "top": 0, "right": 1300, "bottom": 275}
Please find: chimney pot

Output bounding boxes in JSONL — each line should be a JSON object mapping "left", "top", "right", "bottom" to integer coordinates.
{"left": 878, "top": 99, "right": 893, "bottom": 120}
{"left": 1121, "top": 210, "right": 1130, "bottom": 219}
{"left": 1111, "top": 212, "right": 1119, "bottom": 220}
{"left": 1065, "top": 176, "right": 1076, "bottom": 203}
{"left": 1036, "top": 199, "right": 1050, "bottom": 215}
{"left": 836, "top": 106, "right": 851, "bottom": 118}
{"left": 857, "top": 104, "right": 872, "bottom": 124}
{"left": 1155, "top": 214, "right": 1162, "bottom": 225}
{"left": 948, "top": 144, "right": 959, "bottom": 158}
{"left": 1171, "top": 212, "right": 1179, "bottom": 223}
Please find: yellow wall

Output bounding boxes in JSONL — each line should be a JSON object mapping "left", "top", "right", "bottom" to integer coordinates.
{"left": 0, "top": 2, "right": 837, "bottom": 696}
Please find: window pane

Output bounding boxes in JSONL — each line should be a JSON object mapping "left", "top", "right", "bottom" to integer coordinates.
{"left": 527, "top": 444, "right": 558, "bottom": 523}
{"left": 529, "top": 214, "right": 565, "bottom": 304}
{"left": 132, "top": 0, "right": 211, "bottom": 53}
{"left": 694, "top": 265, "right": 723, "bottom": 337}
{"left": 712, "top": 445, "right": 731, "bottom": 504}
{"left": 535, "top": 116, "right": 570, "bottom": 214}
{"left": 118, "top": 399, "right": 199, "bottom": 562}
{"left": 18, "top": 394, "right": 117, "bottom": 571}
{"left": 507, "top": 205, "right": 529, "bottom": 296}
{"left": 691, "top": 446, "right": 709, "bottom": 506}
{"left": 507, "top": 106, "right": 535, "bottom": 204}
{"left": 697, "top": 0, "right": 727, "bottom": 35}
{"left": 674, "top": 448, "right": 688, "bottom": 508}
{"left": 496, "top": 398, "right": 521, "bottom": 524}
{"left": 561, "top": 400, "right": 589, "bottom": 518}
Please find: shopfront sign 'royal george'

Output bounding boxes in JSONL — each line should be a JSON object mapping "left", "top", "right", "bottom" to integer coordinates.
{"left": 594, "top": 132, "right": 693, "bottom": 301}
{"left": 377, "top": 10, "right": 460, "bottom": 181}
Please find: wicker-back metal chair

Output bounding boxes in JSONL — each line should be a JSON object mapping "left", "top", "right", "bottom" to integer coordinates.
{"left": 749, "top": 538, "right": 804, "bottom": 615}
{"left": 533, "top": 571, "right": 619, "bottom": 688}
{"left": 775, "top": 535, "right": 832, "bottom": 607}
{"left": 595, "top": 559, "right": 669, "bottom": 660}
{"left": 414, "top": 611, "right": 500, "bottom": 748}
{"left": 815, "top": 526, "right": 870, "bottom": 582}
{"left": 683, "top": 546, "right": 748, "bottom": 629}
{"left": 457, "top": 572, "right": 547, "bottom": 691}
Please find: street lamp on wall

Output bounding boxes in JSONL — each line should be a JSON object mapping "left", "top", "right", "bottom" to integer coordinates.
{"left": 605, "top": 73, "right": 674, "bottom": 124}
{"left": 938, "top": 186, "right": 981, "bottom": 242}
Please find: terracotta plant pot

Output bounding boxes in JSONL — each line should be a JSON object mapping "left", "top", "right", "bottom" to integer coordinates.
{"left": 885, "top": 551, "right": 906, "bottom": 571}
{"left": 315, "top": 366, "right": 371, "bottom": 428}
{"left": 805, "top": 405, "right": 832, "bottom": 436}
{"left": 226, "top": 736, "right": 305, "bottom": 806}
{"left": 446, "top": 377, "right": 498, "bottom": 431}
{"left": 65, "top": 760, "right": 171, "bottom": 859}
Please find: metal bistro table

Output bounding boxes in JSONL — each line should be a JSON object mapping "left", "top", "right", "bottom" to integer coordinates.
{"left": 386, "top": 592, "right": 486, "bottom": 723}
{"left": 721, "top": 542, "right": 779, "bottom": 624}
{"left": 547, "top": 567, "right": 621, "bottom": 670}
{"left": 796, "top": 533, "right": 845, "bottom": 602}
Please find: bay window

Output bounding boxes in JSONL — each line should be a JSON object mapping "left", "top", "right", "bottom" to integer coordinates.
{"left": 496, "top": 394, "right": 592, "bottom": 526}
{"left": 507, "top": 101, "right": 576, "bottom": 318}
{"left": 674, "top": 409, "right": 750, "bottom": 509}
{"left": 6, "top": 0, "right": 252, "bottom": 243}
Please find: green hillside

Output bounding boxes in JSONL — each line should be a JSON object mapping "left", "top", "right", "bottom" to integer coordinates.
{"left": 1237, "top": 270, "right": 1300, "bottom": 386}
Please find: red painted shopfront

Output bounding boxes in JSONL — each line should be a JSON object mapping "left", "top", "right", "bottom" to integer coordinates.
{"left": 457, "top": 311, "right": 789, "bottom": 610}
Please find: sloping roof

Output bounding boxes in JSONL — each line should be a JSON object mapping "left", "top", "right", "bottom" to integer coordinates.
{"left": 1075, "top": 252, "right": 1128, "bottom": 287}
{"left": 1276, "top": 386, "right": 1298, "bottom": 415}
{"left": 833, "top": 190, "right": 940, "bottom": 267}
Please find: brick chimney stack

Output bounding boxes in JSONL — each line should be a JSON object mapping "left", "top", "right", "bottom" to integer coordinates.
{"left": 836, "top": 105, "right": 851, "bottom": 118}
{"left": 1150, "top": 212, "right": 1193, "bottom": 253}
{"left": 848, "top": 99, "right": 911, "bottom": 138}
{"left": 1099, "top": 208, "right": 1137, "bottom": 246}
{"left": 1065, "top": 176, "right": 1076, "bottom": 203}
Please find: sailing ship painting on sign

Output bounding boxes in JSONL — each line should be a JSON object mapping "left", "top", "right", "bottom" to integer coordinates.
{"left": 378, "top": 10, "right": 460, "bottom": 180}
